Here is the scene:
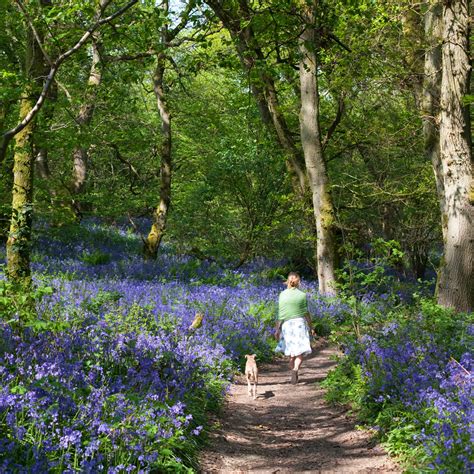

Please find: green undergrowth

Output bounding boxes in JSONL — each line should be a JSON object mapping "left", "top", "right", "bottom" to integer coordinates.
{"left": 321, "top": 300, "right": 473, "bottom": 472}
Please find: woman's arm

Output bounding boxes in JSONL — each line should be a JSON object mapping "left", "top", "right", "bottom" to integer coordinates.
{"left": 304, "top": 293, "right": 314, "bottom": 334}
{"left": 304, "top": 312, "right": 315, "bottom": 335}
{"left": 274, "top": 319, "right": 282, "bottom": 340}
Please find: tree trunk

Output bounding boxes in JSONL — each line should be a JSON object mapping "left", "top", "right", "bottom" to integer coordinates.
{"left": 298, "top": 4, "right": 337, "bottom": 296}
{"left": 423, "top": 1, "right": 445, "bottom": 240}
{"left": 71, "top": 34, "right": 103, "bottom": 208}
{"left": 7, "top": 93, "right": 35, "bottom": 288}
{"left": 6, "top": 15, "right": 44, "bottom": 288}
{"left": 144, "top": 53, "right": 172, "bottom": 258}
{"left": 436, "top": 0, "right": 474, "bottom": 312}
{"left": 142, "top": 0, "right": 198, "bottom": 259}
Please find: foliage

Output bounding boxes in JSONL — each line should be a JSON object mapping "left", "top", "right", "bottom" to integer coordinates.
{"left": 169, "top": 67, "right": 303, "bottom": 266}
{"left": 80, "top": 250, "right": 111, "bottom": 266}
{"left": 0, "top": 278, "right": 54, "bottom": 329}
{"left": 2, "top": 0, "right": 444, "bottom": 284}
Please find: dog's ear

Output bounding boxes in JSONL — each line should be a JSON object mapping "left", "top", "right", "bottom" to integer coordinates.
{"left": 245, "top": 354, "right": 249, "bottom": 359}
{"left": 253, "top": 354, "right": 257, "bottom": 358}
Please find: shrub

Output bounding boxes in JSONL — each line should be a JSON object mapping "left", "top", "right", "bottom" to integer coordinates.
{"left": 81, "top": 250, "right": 111, "bottom": 266}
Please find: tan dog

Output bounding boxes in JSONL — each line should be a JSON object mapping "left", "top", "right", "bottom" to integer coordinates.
{"left": 245, "top": 354, "right": 258, "bottom": 400}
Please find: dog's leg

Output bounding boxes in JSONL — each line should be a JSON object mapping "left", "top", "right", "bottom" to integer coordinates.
{"left": 247, "top": 375, "right": 252, "bottom": 397}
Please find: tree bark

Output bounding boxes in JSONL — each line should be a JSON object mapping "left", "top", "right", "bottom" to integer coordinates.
{"left": 436, "top": 0, "right": 474, "bottom": 312}
{"left": 144, "top": 0, "right": 173, "bottom": 259}
{"left": 298, "top": 2, "right": 337, "bottom": 296}
{"left": 6, "top": 12, "right": 44, "bottom": 288}
{"left": 71, "top": 34, "right": 103, "bottom": 198}
{"left": 423, "top": 1, "right": 445, "bottom": 240}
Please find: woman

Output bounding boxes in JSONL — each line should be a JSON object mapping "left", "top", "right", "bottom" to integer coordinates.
{"left": 274, "top": 272, "right": 313, "bottom": 384}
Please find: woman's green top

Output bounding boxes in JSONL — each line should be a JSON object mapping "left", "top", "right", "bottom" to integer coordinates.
{"left": 277, "top": 288, "right": 308, "bottom": 322}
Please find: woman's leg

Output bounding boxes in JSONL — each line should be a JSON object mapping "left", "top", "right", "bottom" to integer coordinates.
{"left": 290, "top": 355, "right": 304, "bottom": 384}
{"left": 288, "top": 356, "right": 295, "bottom": 369}
{"left": 293, "top": 355, "right": 304, "bottom": 371}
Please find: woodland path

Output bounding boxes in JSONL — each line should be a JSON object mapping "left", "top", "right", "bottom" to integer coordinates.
{"left": 198, "top": 342, "right": 401, "bottom": 473}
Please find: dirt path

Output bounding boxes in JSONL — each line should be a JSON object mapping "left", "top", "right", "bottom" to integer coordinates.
{"left": 198, "top": 343, "right": 401, "bottom": 473}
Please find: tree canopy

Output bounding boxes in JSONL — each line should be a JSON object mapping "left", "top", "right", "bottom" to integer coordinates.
{"left": 0, "top": 0, "right": 472, "bottom": 310}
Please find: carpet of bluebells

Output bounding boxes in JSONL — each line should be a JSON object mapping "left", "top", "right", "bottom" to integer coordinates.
{"left": 0, "top": 220, "right": 289, "bottom": 472}
{"left": 0, "top": 220, "right": 340, "bottom": 472}
{"left": 0, "top": 220, "right": 473, "bottom": 473}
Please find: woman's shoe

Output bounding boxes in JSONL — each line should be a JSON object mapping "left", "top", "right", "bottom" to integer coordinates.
{"left": 290, "top": 370, "right": 299, "bottom": 385}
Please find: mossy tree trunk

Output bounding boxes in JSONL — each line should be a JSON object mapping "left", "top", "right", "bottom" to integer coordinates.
{"left": 142, "top": 0, "right": 197, "bottom": 259}
{"left": 144, "top": 0, "right": 179, "bottom": 259}
{"left": 7, "top": 93, "right": 35, "bottom": 288}
{"left": 6, "top": 11, "right": 44, "bottom": 289}
{"left": 436, "top": 0, "right": 474, "bottom": 312}
{"left": 297, "top": 0, "right": 337, "bottom": 296}
{"left": 144, "top": 51, "right": 172, "bottom": 259}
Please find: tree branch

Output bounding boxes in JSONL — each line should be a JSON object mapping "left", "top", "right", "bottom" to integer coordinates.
{"left": 105, "top": 50, "right": 159, "bottom": 62}
{"left": 322, "top": 94, "right": 345, "bottom": 152}
{"left": 328, "top": 33, "right": 352, "bottom": 52}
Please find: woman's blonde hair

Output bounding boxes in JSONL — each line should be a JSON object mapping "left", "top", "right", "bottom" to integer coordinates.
{"left": 286, "top": 272, "right": 300, "bottom": 288}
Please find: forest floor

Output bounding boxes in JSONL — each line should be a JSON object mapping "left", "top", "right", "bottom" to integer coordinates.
{"left": 198, "top": 342, "right": 401, "bottom": 473}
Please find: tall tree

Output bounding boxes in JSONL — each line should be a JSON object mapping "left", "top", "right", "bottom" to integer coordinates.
{"left": 297, "top": 0, "right": 337, "bottom": 295}
{"left": 436, "top": 0, "right": 473, "bottom": 311}
{"left": 422, "top": 0, "right": 444, "bottom": 243}
{"left": 144, "top": 4, "right": 172, "bottom": 258}
{"left": 71, "top": 33, "right": 104, "bottom": 202}
{"left": 205, "top": 0, "right": 341, "bottom": 293}
{"left": 144, "top": 0, "right": 198, "bottom": 258}
{"left": 6, "top": 0, "right": 46, "bottom": 288}
{"left": 4, "top": 0, "right": 138, "bottom": 288}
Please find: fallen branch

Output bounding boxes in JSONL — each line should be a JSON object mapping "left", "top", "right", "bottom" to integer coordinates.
{"left": 449, "top": 356, "right": 471, "bottom": 376}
